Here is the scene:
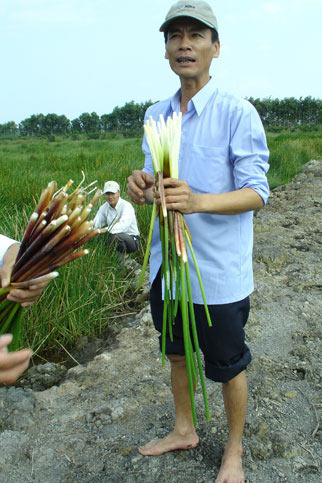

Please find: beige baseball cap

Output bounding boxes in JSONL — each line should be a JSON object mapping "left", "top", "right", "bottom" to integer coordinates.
{"left": 103, "top": 181, "right": 120, "bottom": 194}
{"left": 159, "top": 0, "right": 218, "bottom": 33}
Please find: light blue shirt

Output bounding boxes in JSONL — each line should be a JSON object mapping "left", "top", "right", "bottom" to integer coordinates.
{"left": 142, "top": 79, "right": 270, "bottom": 304}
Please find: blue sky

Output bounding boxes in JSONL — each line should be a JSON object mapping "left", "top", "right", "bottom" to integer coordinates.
{"left": 1, "top": 0, "right": 321, "bottom": 124}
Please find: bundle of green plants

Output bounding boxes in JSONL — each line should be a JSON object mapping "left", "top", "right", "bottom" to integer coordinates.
{"left": 139, "top": 113, "right": 212, "bottom": 425}
{"left": 0, "top": 173, "right": 104, "bottom": 350}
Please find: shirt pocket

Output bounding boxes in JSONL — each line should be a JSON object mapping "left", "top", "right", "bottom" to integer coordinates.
{"left": 180, "top": 144, "right": 230, "bottom": 194}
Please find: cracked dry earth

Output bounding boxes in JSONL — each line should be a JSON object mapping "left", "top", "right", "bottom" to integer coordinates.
{"left": 0, "top": 160, "right": 321, "bottom": 483}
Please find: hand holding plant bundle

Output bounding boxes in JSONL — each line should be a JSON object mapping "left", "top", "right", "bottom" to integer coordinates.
{"left": 139, "top": 113, "right": 212, "bottom": 425}
{"left": 1, "top": 242, "right": 53, "bottom": 307}
{"left": 0, "top": 173, "right": 103, "bottom": 351}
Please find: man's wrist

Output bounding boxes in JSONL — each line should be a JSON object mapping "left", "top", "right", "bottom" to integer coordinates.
{"left": 191, "top": 193, "right": 210, "bottom": 214}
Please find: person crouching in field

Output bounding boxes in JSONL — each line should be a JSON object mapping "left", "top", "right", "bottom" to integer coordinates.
{"left": 93, "top": 181, "right": 140, "bottom": 260}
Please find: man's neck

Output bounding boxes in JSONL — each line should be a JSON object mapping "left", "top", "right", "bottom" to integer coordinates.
{"left": 179, "top": 75, "right": 211, "bottom": 113}
{"left": 109, "top": 197, "right": 121, "bottom": 209}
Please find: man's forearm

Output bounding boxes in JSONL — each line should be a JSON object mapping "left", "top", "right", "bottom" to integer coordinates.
{"left": 193, "top": 188, "right": 264, "bottom": 215}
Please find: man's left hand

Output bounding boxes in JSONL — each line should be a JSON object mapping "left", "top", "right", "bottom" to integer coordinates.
{"left": 155, "top": 178, "right": 197, "bottom": 214}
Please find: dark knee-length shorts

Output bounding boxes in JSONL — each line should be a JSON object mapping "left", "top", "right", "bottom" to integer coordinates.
{"left": 150, "top": 271, "right": 252, "bottom": 383}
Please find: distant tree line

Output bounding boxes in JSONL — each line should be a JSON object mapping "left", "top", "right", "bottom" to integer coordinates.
{"left": 0, "top": 97, "right": 321, "bottom": 138}
{"left": 247, "top": 97, "right": 321, "bottom": 128}
{"left": 0, "top": 100, "right": 154, "bottom": 138}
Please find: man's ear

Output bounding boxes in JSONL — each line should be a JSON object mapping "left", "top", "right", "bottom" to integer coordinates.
{"left": 165, "top": 48, "right": 169, "bottom": 60}
{"left": 212, "top": 40, "right": 220, "bottom": 58}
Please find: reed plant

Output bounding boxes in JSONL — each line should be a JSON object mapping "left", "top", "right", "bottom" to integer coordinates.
{"left": 0, "top": 174, "right": 105, "bottom": 350}
{"left": 140, "top": 113, "right": 212, "bottom": 425}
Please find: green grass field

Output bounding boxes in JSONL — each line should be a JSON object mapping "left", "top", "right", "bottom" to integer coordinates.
{"left": 0, "top": 129, "right": 321, "bottom": 358}
{"left": 266, "top": 129, "right": 322, "bottom": 188}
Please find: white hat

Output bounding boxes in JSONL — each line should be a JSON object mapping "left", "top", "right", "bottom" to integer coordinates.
{"left": 159, "top": 0, "right": 218, "bottom": 33}
{"left": 103, "top": 181, "right": 120, "bottom": 194}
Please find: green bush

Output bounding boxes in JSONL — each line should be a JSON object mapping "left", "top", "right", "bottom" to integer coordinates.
{"left": 267, "top": 126, "right": 284, "bottom": 133}
{"left": 87, "top": 132, "right": 100, "bottom": 140}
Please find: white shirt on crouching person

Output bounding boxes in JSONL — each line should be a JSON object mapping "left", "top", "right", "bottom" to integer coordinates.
{"left": 93, "top": 197, "right": 140, "bottom": 237}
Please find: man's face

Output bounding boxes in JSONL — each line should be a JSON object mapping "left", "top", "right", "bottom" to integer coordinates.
{"left": 165, "top": 18, "right": 220, "bottom": 82}
{"left": 104, "top": 190, "right": 120, "bottom": 208}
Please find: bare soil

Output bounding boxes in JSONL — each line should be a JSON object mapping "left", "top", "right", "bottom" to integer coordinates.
{"left": 0, "top": 160, "right": 321, "bottom": 483}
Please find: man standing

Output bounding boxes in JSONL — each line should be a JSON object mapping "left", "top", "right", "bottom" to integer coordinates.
{"left": 93, "top": 180, "right": 140, "bottom": 257}
{"left": 127, "top": 1, "right": 269, "bottom": 482}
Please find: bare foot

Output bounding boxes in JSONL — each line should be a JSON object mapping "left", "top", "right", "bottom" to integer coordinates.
{"left": 215, "top": 444, "right": 245, "bottom": 483}
{"left": 138, "top": 430, "right": 199, "bottom": 456}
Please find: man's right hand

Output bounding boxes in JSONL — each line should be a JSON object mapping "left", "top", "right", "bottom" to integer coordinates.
{"left": 127, "top": 170, "right": 154, "bottom": 205}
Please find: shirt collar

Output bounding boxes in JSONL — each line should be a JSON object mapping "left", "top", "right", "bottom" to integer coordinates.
{"left": 109, "top": 196, "right": 122, "bottom": 210}
{"left": 170, "top": 89, "right": 181, "bottom": 113}
{"left": 170, "top": 77, "right": 217, "bottom": 117}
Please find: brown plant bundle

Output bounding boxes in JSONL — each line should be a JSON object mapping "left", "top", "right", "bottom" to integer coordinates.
{"left": 0, "top": 174, "right": 103, "bottom": 350}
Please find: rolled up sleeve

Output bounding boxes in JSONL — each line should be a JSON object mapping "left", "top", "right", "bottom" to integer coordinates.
{"left": 230, "top": 100, "right": 270, "bottom": 204}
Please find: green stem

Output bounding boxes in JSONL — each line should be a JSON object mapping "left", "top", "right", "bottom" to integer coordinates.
{"left": 0, "top": 302, "right": 20, "bottom": 336}
{"left": 159, "top": 208, "right": 166, "bottom": 366}
{"left": 0, "top": 302, "right": 15, "bottom": 325}
{"left": 163, "top": 215, "right": 174, "bottom": 343}
{"left": 174, "top": 253, "right": 181, "bottom": 317}
{"left": 167, "top": 280, "right": 173, "bottom": 342}
{"left": 185, "top": 234, "right": 212, "bottom": 327}
{"left": 168, "top": 210, "right": 177, "bottom": 324}
{"left": 185, "top": 260, "right": 211, "bottom": 421}
{"left": 8, "top": 306, "right": 24, "bottom": 352}
{"left": 164, "top": 214, "right": 170, "bottom": 295}
{"left": 180, "top": 257, "right": 197, "bottom": 427}
{"left": 162, "top": 298, "right": 168, "bottom": 366}
{"left": 159, "top": 214, "right": 165, "bottom": 280}
{"left": 188, "top": 336, "right": 198, "bottom": 387}
{"left": 0, "top": 296, "right": 11, "bottom": 312}
{"left": 0, "top": 287, "right": 10, "bottom": 298}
